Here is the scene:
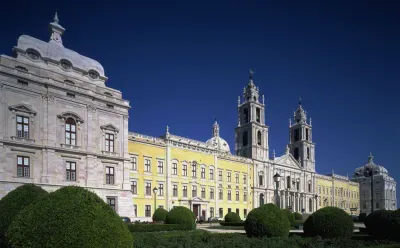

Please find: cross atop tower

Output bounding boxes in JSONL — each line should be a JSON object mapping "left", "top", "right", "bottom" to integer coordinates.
{"left": 49, "top": 11, "right": 65, "bottom": 46}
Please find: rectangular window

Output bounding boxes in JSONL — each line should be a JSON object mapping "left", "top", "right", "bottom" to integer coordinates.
{"left": 131, "top": 157, "right": 137, "bottom": 170}
{"left": 256, "top": 107, "right": 261, "bottom": 123}
{"left": 16, "top": 115, "right": 29, "bottom": 138}
{"left": 294, "top": 129, "right": 300, "bottom": 142}
{"left": 243, "top": 174, "right": 247, "bottom": 184}
{"left": 210, "top": 188, "right": 214, "bottom": 199}
{"left": 145, "top": 182, "right": 151, "bottom": 195}
{"left": 201, "top": 168, "right": 205, "bottom": 179}
{"left": 236, "top": 208, "right": 239, "bottom": 215}
{"left": 65, "top": 119, "right": 76, "bottom": 145}
{"left": 243, "top": 108, "right": 249, "bottom": 123}
{"left": 218, "top": 171, "right": 223, "bottom": 181}
{"left": 287, "top": 176, "right": 291, "bottom": 189}
{"left": 228, "top": 190, "right": 231, "bottom": 201}
{"left": 158, "top": 161, "right": 164, "bottom": 174}
{"left": 192, "top": 186, "right": 197, "bottom": 197}
{"left": 131, "top": 181, "right": 137, "bottom": 194}
{"left": 209, "top": 168, "right": 214, "bottom": 180}
{"left": 259, "top": 175, "right": 263, "bottom": 186}
{"left": 158, "top": 183, "right": 164, "bottom": 196}
{"left": 227, "top": 172, "right": 231, "bottom": 182}
{"left": 192, "top": 165, "right": 196, "bottom": 178}
{"left": 183, "top": 186, "right": 188, "bottom": 197}
{"left": 306, "top": 129, "right": 309, "bottom": 141}
{"left": 66, "top": 161, "right": 76, "bottom": 181}
{"left": 17, "top": 156, "right": 30, "bottom": 177}
{"left": 244, "top": 209, "right": 247, "bottom": 218}
{"left": 219, "top": 189, "right": 223, "bottom": 200}
{"left": 172, "top": 163, "right": 177, "bottom": 175}
{"left": 210, "top": 207, "right": 214, "bottom": 218}
{"left": 105, "top": 133, "right": 114, "bottom": 152}
{"left": 105, "top": 167, "right": 114, "bottom": 184}
{"left": 308, "top": 182, "right": 312, "bottom": 192}
{"left": 67, "top": 92, "right": 75, "bottom": 98}
{"left": 244, "top": 192, "right": 247, "bottom": 201}
{"left": 145, "top": 159, "right": 151, "bottom": 172}
{"left": 145, "top": 205, "right": 151, "bottom": 217}
{"left": 107, "top": 197, "right": 116, "bottom": 211}
{"left": 201, "top": 187, "right": 205, "bottom": 198}
{"left": 236, "top": 191, "right": 239, "bottom": 201}
{"left": 235, "top": 174, "right": 239, "bottom": 183}
{"left": 228, "top": 208, "right": 231, "bottom": 213}
{"left": 134, "top": 204, "right": 137, "bottom": 217}
{"left": 182, "top": 164, "right": 187, "bottom": 176}
{"left": 173, "top": 185, "right": 178, "bottom": 197}
{"left": 219, "top": 208, "right": 223, "bottom": 218}
{"left": 296, "top": 181, "right": 300, "bottom": 190}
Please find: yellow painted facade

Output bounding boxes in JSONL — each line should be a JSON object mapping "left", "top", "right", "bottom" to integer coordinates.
{"left": 316, "top": 174, "right": 360, "bottom": 215}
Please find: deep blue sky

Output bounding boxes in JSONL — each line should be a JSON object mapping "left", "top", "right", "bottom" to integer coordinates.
{"left": 1, "top": 1, "right": 399, "bottom": 182}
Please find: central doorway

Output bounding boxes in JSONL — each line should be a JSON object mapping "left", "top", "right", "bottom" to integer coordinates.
{"left": 193, "top": 204, "right": 200, "bottom": 217}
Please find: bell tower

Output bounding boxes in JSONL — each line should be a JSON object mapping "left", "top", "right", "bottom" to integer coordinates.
{"left": 288, "top": 98, "right": 315, "bottom": 171}
{"left": 234, "top": 70, "right": 269, "bottom": 161}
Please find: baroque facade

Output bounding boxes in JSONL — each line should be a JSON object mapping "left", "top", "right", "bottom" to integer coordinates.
{"left": 0, "top": 14, "right": 134, "bottom": 217}
{"left": 352, "top": 153, "right": 397, "bottom": 214}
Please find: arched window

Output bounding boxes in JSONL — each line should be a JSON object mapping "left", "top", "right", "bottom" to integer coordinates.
{"left": 259, "top": 193, "right": 264, "bottom": 206}
{"left": 257, "top": 131, "right": 262, "bottom": 146}
{"left": 242, "top": 131, "right": 248, "bottom": 146}
{"left": 294, "top": 147, "right": 299, "bottom": 160}
{"left": 65, "top": 118, "right": 76, "bottom": 145}
{"left": 307, "top": 147, "right": 310, "bottom": 159}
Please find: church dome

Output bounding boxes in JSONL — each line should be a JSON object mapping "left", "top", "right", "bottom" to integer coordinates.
{"left": 206, "top": 120, "right": 231, "bottom": 153}
{"left": 353, "top": 153, "right": 388, "bottom": 177}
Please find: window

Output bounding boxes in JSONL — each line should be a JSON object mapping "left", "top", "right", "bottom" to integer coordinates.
{"left": 308, "top": 182, "right": 312, "bottom": 192}
{"left": 134, "top": 204, "right": 137, "bottom": 217}
{"left": 18, "top": 80, "right": 28, "bottom": 86}
{"left": 88, "top": 70, "right": 99, "bottom": 79}
{"left": 107, "top": 197, "right": 116, "bottom": 211}
{"left": 256, "top": 107, "right": 261, "bottom": 123}
{"left": 228, "top": 208, "right": 231, "bottom": 213}
{"left": 218, "top": 171, "right": 223, "bottom": 181}
{"left": 257, "top": 131, "right": 262, "bottom": 146}
{"left": 287, "top": 176, "right": 291, "bottom": 189}
{"left": 106, "top": 104, "right": 114, "bottom": 109}
{"left": 67, "top": 92, "right": 75, "bottom": 98}
{"left": 294, "top": 147, "right": 299, "bottom": 160}
{"left": 192, "top": 164, "right": 197, "bottom": 178}
{"left": 236, "top": 191, "right": 239, "bottom": 201}
{"left": 244, "top": 192, "right": 247, "bottom": 201}
{"left": 60, "top": 60, "right": 72, "bottom": 70}
{"left": 16, "top": 115, "right": 29, "bottom": 138}
{"left": 309, "top": 198, "right": 313, "bottom": 212}
{"left": 296, "top": 181, "right": 300, "bottom": 190}
{"left": 105, "top": 133, "right": 114, "bottom": 152}
{"left": 172, "top": 163, "right": 177, "bottom": 175}
{"left": 17, "top": 156, "right": 29, "bottom": 177}
{"left": 145, "top": 159, "right": 151, "bottom": 172}
{"left": 201, "top": 168, "right": 205, "bottom": 179}
{"left": 66, "top": 161, "right": 76, "bottom": 181}
{"left": 210, "top": 207, "right": 214, "bottom": 218}
{"left": 228, "top": 190, "right": 232, "bottom": 201}
{"left": 219, "top": 189, "right": 223, "bottom": 200}
{"left": 219, "top": 208, "right": 223, "bottom": 218}
{"left": 65, "top": 118, "right": 76, "bottom": 145}
{"left": 145, "top": 205, "right": 151, "bottom": 217}
{"left": 227, "top": 172, "right": 231, "bottom": 182}
{"left": 16, "top": 66, "right": 28, "bottom": 72}
{"left": 318, "top": 186, "right": 321, "bottom": 194}
{"left": 306, "top": 129, "right": 309, "bottom": 141}
{"left": 158, "top": 161, "right": 164, "bottom": 174}
{"left": 236, "top": 208, "right": 239, "bottom": 215}
{"left": 244, "top": 209, "right": 247, "bottom": 218}
{"left": 183, "top": 186, "right": 188, "bottom": 197}
{"left": 307, "top": 147, "right": 310, "bottom": 159}
{"left": 173, "top": 185, "right": 178, "bottom": 197}
{"left": 201, "top": 187, "right": 205, "bottom": 198}
{"left": 145, "top": 182, "right": 151, "bottom": 195}
{"left": 106, "top": 167, "right": 114, "bottom": 184}
{"left": 209, "top": 168, "right": 214, "bottom": 180}
{"left": 104, "top": 92, "right": 113, "bottom": 97}
{"left": 27, "top": 50, "right": 40, "bottom": 60}
{"left": 131, "top": 181, "right": 137, "bottom": 194}
{"left": 158, "top": 183, "right": 164, "bottom": 196}
{"left": 242, "top": 131, "right": 248, "bottom": 146}
{"left": 210, "top": 188, "right": 214, "bottom": 199}
{"left": 243, "top": 174, "right": 247, "bottom": 184}
{"left": 192, "top": 186, "right": 197, "bottom": 197}
{"left": 259, "top": 193, "right": 264, "bottom": 206}
{"left": 259, "top": 175, "right": 263, "bottom": 186}
{"left": 131, "top": 157, "right": 137, "bottom": 170}
{"left": 235, "top": 174, "right": 239, "bottom": 183}
{"left": 182, "top": 164, "right": 187, "bottom": 176}
{"left": 294, "top": 129, "right": 300, "bottom": 142}
{"left": 243, "top": 108, "right": 249, "bottom": 123}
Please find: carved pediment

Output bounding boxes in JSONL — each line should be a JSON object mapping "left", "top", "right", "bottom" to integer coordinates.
{"left": 57, "top": 112, "right": 84, "bottom": 123}
{"left": 8, "top": 104, "right": 37, "bottom": 116}
{"left": 100, "top": 124, "right": 119, "bottom": 133}
{"left": 275, "top": 154, "right": 301, "bottom": 169}
{"left": 191, "top": 196, "right": 204, "bottom": 202}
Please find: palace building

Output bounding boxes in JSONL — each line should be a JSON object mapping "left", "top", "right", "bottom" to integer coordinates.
{"left": 0, "top": 14, "right": 372, "bottom": 221}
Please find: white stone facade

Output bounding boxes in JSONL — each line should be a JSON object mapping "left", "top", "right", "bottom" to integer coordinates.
{"left": 352, "top": 154, "right": 397, "bottom": 215}
{"left": 0, "top": 14, "right": 134, "bottom": 218}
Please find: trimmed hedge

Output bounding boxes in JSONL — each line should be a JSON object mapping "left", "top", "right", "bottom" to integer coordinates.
{"left": 165, "top": 206, "right": 196, "bottom": 230}
{"left": 293, "top": 212, "right": 302, "bottom": 220}
{"left": 304, "top": 206, "right": 354, "bottom": 239}
{"left": 224, "top": 212, "right": 241, "bottom": 223}
{"left": 219, "top": 221, "right": 244, "bottom": 226}
{"left": 0, "top": 184, "right": 48, "bottom": 247}
{"left": 365, "top": 210, "right": 393, "bottom": 239}
{"left": 6, "top": 186, "right": 133, "bottom": 248}
{"left": 358, "top": 212, "right": 367, "bottom": 222}
{"left": 244, "top": 203, "right": 290, "bottom": 238}
{"left": 387, "top": 209, "right": 400, "bottom": 240}
{"left": 152, "top": 208, "right": 168, "bottom": 222}
{"left": 281, "top": 209, "right": 295, "bottom": 227}
{"left": 128, "top": 223, "right": 183, "bottom": 232}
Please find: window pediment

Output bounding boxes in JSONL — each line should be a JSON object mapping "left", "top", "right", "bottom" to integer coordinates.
{"left": 57, "top": 112, "right": 84, "bottom": 123}
{"left": 9, "top": 104, "right": 37, "bottom": 116}
{"left": 100, "top": 124, "right": 119, "bottom": 133}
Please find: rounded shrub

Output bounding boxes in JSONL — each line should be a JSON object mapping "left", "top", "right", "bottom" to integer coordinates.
{"left": 244, "top": 203, "right": 290, "bottom": 238}
{"left": 281, "top": 209, "right": 295, "bottom": 227}
{"left": 365, "top": 210, "right": 392, "bottom": 239}
{"left": 6, "top": 186, "right": 133, "bottom": 248}
{"left": 224, "top": 212, "right": 241, "bottom": 223}
{"left": 152, "top": 207, "right": 168, "bottom": 222}
{"left": 294, "top": 212, "right": 302, "bottom": 220}
{"left": 165, "top": 206, "right": 196, "bottom": 230}
{"left": 387, "top": 209, "right": 400, "bottom": 240}
{"left": 303, "top": 206, "right": 354, "bottom": 239}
